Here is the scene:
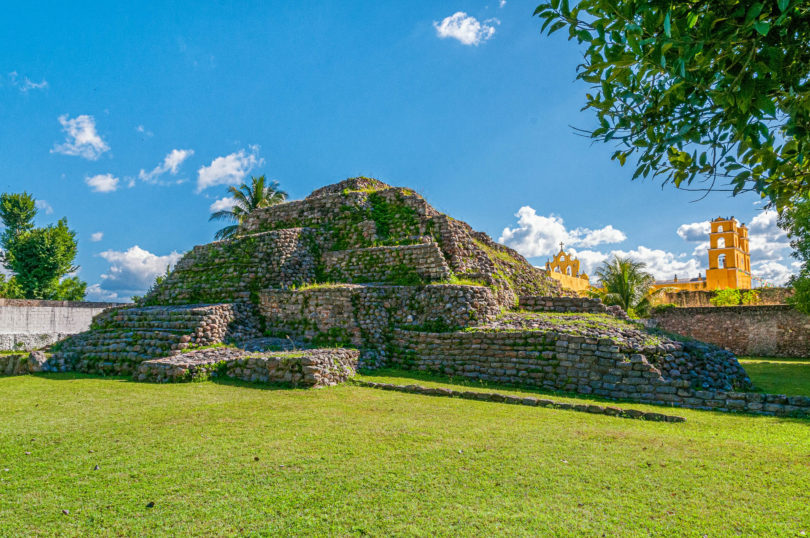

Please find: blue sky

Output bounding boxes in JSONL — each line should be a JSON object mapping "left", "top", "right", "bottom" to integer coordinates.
{"left": 0, "top": 1, "right": 793, "bottom": 300}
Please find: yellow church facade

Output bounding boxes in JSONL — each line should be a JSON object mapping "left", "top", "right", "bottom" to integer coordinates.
{"left": 651, "top": 217, "right": 752, "bottom": 292}
{"left": 544, "top": 245, "right": 591, "bottom": 294}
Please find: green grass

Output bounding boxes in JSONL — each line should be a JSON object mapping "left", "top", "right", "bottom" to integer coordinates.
{"left": 740, "top": 356, "right": 810, "bottom": 396}
{"left": 1, "top": 364, "right": 809, "bottom": 536}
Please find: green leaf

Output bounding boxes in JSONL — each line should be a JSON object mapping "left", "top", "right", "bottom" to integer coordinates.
{"left": 778, "top": 0, "right": 789, "bottom": 12}
{"left": 663, "top": 11, "right": 671, "bottom": 37}
{"left": 753, "top": 21, "right": 770, "bottom": 36}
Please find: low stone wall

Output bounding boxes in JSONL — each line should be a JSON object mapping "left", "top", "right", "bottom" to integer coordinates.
{"left": 137, "top": 347, "right": 358, "bottom": 387}
{"left": 520, "top": 296, "right": 607, "bottom": 313}
{"left": 0, "top": 299, "right": 119, "bottom": 351}
{"left": 143, "top": 229, "right": 317, "bottom": 305}
{"left": 519, "top": 296, "right": 627, "bottom": 319}
{"left": 382, "top": 328, "right": 810, "bottom": 416}
{"left": 652, "top": 305, "right": 810, "bottom": 358}
{"left": 322, "top": 242, "right": 451, "bottom": 283}
{"left": 260, "top": 284, "right": 501, "bottom": 350}
{"left": 651, "top": 287, "right": 792, "bottom": 307}
{"left": 355, "top": 381, "right": 686, "bottom": 422}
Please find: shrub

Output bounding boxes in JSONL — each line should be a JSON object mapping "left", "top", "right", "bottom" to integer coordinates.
{"left": 787, "top": 276, "right": 810, "bottom": 315}
{"left": 651, "top": 303, "right": 678, "bottom": 314}
{"left": 710, "top": 289, "right": 741, "bottom": 307}
{"left": 741, "top": 290, "right": 761, "bottom": 306}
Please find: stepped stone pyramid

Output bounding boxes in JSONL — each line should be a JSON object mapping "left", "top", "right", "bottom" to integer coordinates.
{"left": 38, "top": 177, "right": 808, "bottom": 417}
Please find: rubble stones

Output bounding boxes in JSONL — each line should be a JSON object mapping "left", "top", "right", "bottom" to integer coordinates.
{"left": 138, "top": 347, "right": 358, "bottom": 387}
{"left": 353, "top": 380, "right": 686, "bottom": 422}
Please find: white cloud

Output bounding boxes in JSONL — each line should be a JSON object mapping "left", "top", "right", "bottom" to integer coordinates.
{"left": 85, "top": 283, "right": 122, "bottom": 302}
{"left": 196, "top": 145, "right": 261, "bottom": 193}
{"left": 85, "top": 173, "right": 119, "bottom": 193}
{"left": 35, "top": 200, "right": 53, "bottom": 215}
{"left": 51, "top": 114, "right": 109, "bottom": 160}
{"left": 499, "top": 206, "right": 626, "bottom": 258}
{"left": 8, "top": 71, "right": 48, "bottom": 92}
{"left": 752, "top": 260, "right": 794, "bottom": 286}
{"left": 575, "top": 225, "right": 626, "bottom": 248}
{"left": 433, "top": 12, "right": 499, "bottom": 46}
{"left": 562, "top": 245, "right": 704, "bottom": 283}
{"left": 139, "top": 148, "right": 194, "bottom": 184}
{"left": 209, "top": 196, "right": 237, "bottom": 213}
{"left": 98, "top": 245, "right": 182, "bottom": 297}
{"left": 499, "top": 0, "right": 506, "bottom": 6}
{"left": 610, "top": 246, "right": 703, "bottom": 282}
{"left": 676, "top": 220, "right": 710, "bottom": 242}
{"left": 90, "top": 232, "right": 103, "bottom": 242}
{"left": 690, "top": 241, "right": 710, "bottom": 258}
{"left": 136, "top": 125, "right": 153, "bottom": 137}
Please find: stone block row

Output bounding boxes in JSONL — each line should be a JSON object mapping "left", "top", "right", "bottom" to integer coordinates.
{"left": 322, "top": 241, "right": 451, "bottom": 283}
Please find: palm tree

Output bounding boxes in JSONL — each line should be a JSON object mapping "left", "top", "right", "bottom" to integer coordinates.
{"left": 593, "top": 255, "right": 656, "bottom": 317}
{"left": 209, "top": 175, "right": 287, "bottom": 240}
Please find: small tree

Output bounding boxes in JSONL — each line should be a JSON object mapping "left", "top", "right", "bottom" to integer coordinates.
{"left": 778, "top": 196, "right": 810, "bottom": 312}
{"left": 0, "top": 193, "right": 87, "bottom": 300}
{"left": 593, "top": 255, "right": 655, "bottom": 317}
{"left": 209, "top": 175, "right": 287, "bottom": 240}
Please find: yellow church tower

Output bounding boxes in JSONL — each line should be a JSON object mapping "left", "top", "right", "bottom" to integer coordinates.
{"left": 705, "top": 217, "right": 752, "bottom": 290}
{"left": 651, "top": 216, "right": 752, "bottom": 292}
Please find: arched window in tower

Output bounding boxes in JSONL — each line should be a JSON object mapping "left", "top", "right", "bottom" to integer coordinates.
{"left": 718, "top": 254, "right": 727, "bottom": 268}
{"left": 717, "top": 236, "right": 726, "bottom": 248}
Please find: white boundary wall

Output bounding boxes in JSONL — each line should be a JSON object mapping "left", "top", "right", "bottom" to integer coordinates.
{"left": 0, "top": 299, "right": 120, "bottom": 351}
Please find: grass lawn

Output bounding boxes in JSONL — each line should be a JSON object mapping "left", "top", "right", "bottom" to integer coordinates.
{"left": 740, "top": 356, "right": 810, "bottom": 396}
{"left": 1, "top": 361, "right": 809, "bottom": 536}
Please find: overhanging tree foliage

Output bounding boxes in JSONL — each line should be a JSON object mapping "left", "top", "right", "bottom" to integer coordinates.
{"left": 535, "top": 0, "right": 810, "bottom": 207}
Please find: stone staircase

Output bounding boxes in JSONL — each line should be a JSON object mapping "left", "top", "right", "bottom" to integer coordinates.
{"left": 50, "top": 303, "right": 261, "bottom": 375}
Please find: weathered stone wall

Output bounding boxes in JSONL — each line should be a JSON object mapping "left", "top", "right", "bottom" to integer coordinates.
{"left": 260, "top": 284, "right": 501, "bottom": 349}
{"left": 322, "top": 242, "right": 451, "bottom": 283}
{"left": 652, "top": 305, "right": 810, "bottom": 357}
{"left": 0, "top": 352, "right": 49, "bottom": 376}
{"left": 0, "top": 299, "right": 119, "bottom": 351}
{"left": 387, "top": 329, "right": 810, "bottom": 416}
{"left": 143, "top": 229, "right": 316, "bottom": 305}
{"left": 651, "top": 287, "right": 792, "bottom": 307}
{"left": 430, "top": 215, "right": 566, "bottom": 304}
{"left": 520, "top": 296, "right": 609, "bottom": 314}
{"left": 51, "top": 303, "right": 260, "bottom": 375}
{"left": 137, "top": 347, "right": 358, "bottom": 387}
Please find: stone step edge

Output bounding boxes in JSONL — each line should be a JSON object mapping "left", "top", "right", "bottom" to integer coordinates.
{"left": 352, "top": 380, "right": 686, "bottom": 423}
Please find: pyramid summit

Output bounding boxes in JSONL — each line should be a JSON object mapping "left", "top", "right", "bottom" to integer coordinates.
{"left": 143, "top": 176, "right": 567, "bottom": 307}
